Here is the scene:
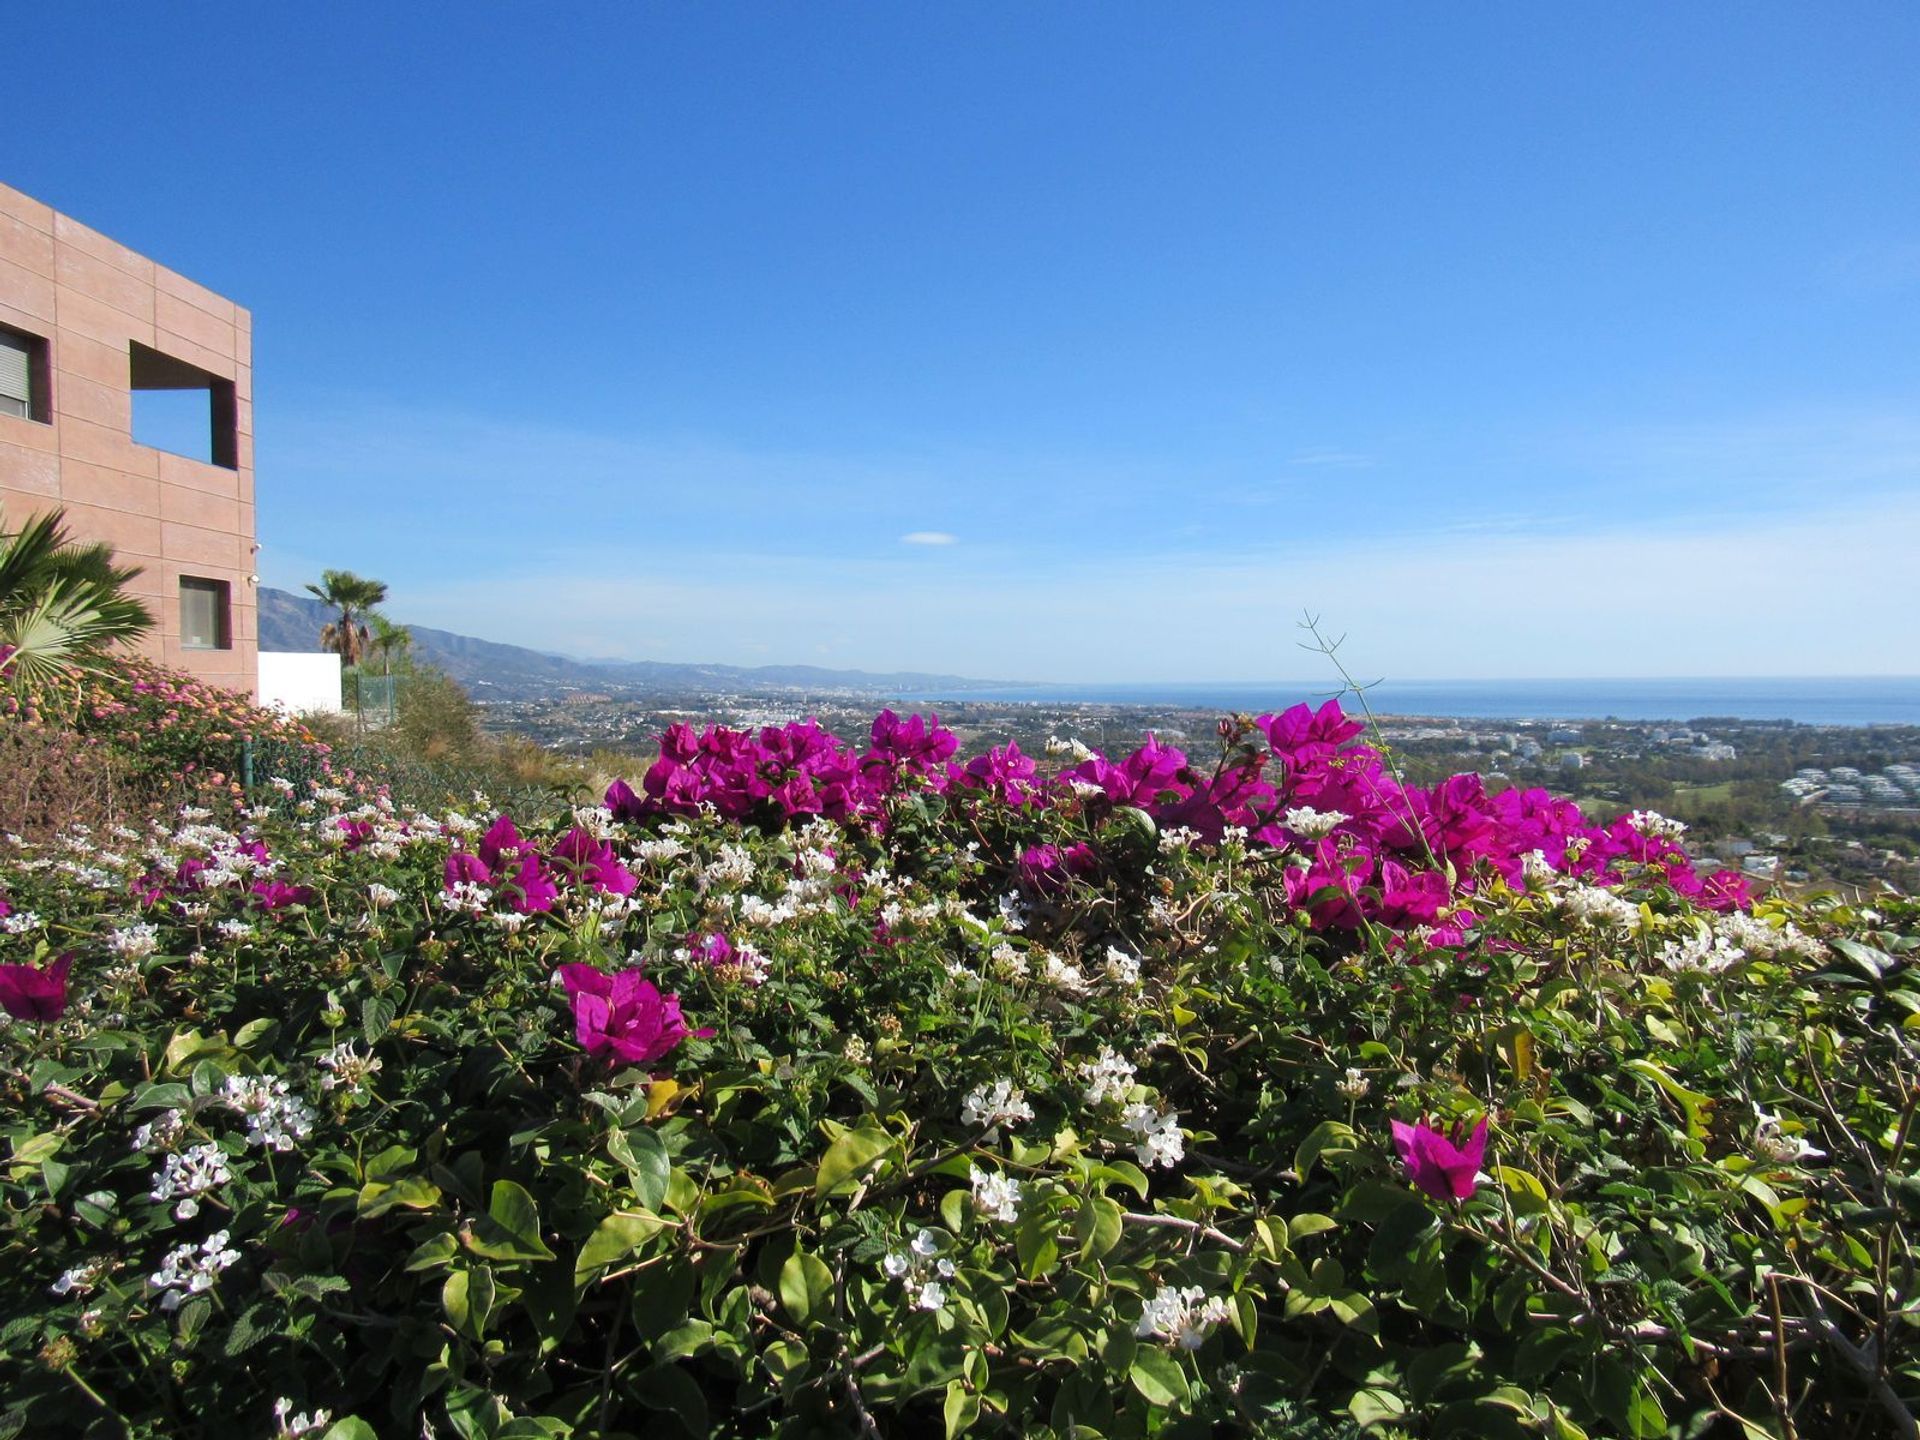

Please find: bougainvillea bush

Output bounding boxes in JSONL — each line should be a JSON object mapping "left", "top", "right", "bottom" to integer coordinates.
{"left": 1, "top": 655, "right": 342, "bottom": 834}
{"left": 2, "top": 702, "right": 1918, "bottom": 1439}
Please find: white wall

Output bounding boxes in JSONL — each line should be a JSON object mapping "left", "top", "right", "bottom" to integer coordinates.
{"left": 258, "top": 652, "right": 342, "bottom": 715}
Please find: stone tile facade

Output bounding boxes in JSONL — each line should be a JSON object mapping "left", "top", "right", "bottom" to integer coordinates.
{"left": 0, "top": 181, "right": 256, "bottom": 695}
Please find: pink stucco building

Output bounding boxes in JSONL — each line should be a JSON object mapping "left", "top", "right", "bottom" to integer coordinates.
{"left": 0, "top": 181, "right": 257, "bottom": 695}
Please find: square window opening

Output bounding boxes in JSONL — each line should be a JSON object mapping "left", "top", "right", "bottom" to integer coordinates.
{"left": 131, "top": 342, "right": 237, "bottom": 469}
{"left": 179, "top": 576, "right": 232, "bottom": 651}
{"left": 0, "top": 325, "right": 51, "bottom": 424}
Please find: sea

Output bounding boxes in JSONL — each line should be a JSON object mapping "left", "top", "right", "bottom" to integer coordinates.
{"left": 891, "top": 677, "right": 1920, "bottom": 727}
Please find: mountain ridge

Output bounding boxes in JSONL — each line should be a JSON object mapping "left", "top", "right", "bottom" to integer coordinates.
{"left": 258, "top": 587, "right": 998, "bottom": 699}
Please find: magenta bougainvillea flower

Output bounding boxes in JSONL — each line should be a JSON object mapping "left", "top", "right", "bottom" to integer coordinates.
{"left": 1391, "top": 1116, "right": 1489, "bottom": 1203}
{"left": 591, "top": 697, "right": 1744, "bottom": 941}
{"left": 250, "top": 879, "right": 316, "bottom": 910}
{"left": 445, "top": 851, "right": 492, "bottom": 889}
{"left": 504, "top": 855, "right": 558, "bottom": 914}
{"left": 549, "top": 827, "right": 638, "bottom": 898}
{"left": 0, "top": 952, "right": 73, "bottom": 1022}
{"left": 557, "top": 963, "right": 709, "bottom": 1068}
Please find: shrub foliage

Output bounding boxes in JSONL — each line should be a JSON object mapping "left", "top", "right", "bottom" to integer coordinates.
{"left": 0, "top": 695, "right": 1916, "bottom": 1440}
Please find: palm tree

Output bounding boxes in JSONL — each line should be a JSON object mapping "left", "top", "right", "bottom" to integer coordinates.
{"left": 368, "top": 613, "right": 413, "bottom": 679}
{"left": 0, "top": 506, "right": 155, "bottom": 689}
{"left": 304, "top": 570, "right": 389, "bottom": 668}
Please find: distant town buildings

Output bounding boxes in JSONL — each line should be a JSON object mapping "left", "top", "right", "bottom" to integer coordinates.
{"left": 1781, "top": 763, "right": 1920, "bottom": 811}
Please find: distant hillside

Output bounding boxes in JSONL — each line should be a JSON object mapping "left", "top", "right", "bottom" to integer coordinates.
{"left": 259, "top": 588, "right": 995, "bottom": 700}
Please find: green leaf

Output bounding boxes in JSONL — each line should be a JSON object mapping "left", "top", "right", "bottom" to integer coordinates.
{"left": 815, "top": 1120, "right": 894, "bottom": 1196}
{"left": 232, "top": 1017, "right": 279, "bottom": 1050}
{"left": 1129, "top": 1346, "right": 1189, "bottom": 1407}
{"left": 944, "top": 1380, "right": 980, "bottom": 1439}
{"left": 321, "top": 1422, "right": 379, "bottom": 1440}
{"left": 574, "top": 1211, "right": 666, "bottom": 1288}
{"left": 361, "top": 995, "right": 396, "bottom": 1047}
{"left": 1076, "top": 1195, "right": 1124, "bottom": 1261}
{"left": 443, "top": 1385, "right": 506, "bottom": 1440}
{"left": 1624, "top": 1059, "right": 1712, "bottom": 1141}
{"left": 611, "top": 1125, "right": 671, "bottom": 1211}
{"left": 778, "top": 1249, "right": 835, "bottom": 1327}
{"left": 465, "top": 1179, "right": 556, "bottom": 1261}
{"left": 1294, "top": 1120, "right": 1359, "bottom": 1181}
{"left": 443, "top": 1265, "right": 496, "bottom": 1341}
{"left": 1091, "top": 1161, "right": 1150, "bottom": 1199}
{"left": 1288, "top": 1211, "right": 1337, "bottom": 1240}
{"left": 1832, "top": 936, "right": 1896, "bottom": 979}
{"left": 6, "top": 1132, "right": 62, "bottom": 1177}
{"left": 222, "top": 1303, "right": 274, "bottom": 1357}
{"left": 1349, "top": 1386, "right": 1407, "bottom": 1428}
{"left": 1015, "top": 1209, "right": 1060, "bottom": 1280}
{"left": 406, "top": 1232, "right": 461, "bottom": 1273}
{"left": 358, "top": 1175, "right": 442, "bottom": 1217}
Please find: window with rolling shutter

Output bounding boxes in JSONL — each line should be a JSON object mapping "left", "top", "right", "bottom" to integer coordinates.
{"left": 0, "top": 330, "right": 33, "bottom": 419}
{"left": 180, "top": 577, "right": 231, "bottom": 650}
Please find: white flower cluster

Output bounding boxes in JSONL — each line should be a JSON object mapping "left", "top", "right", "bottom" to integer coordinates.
{"left": 1157, "top": 826, "right": 1200, "bottom": 855}
{"left": 148, "top": 1229, "right": 241, "bottom": 1311}
{"left": 108, "top": 923, "right": 162, "bottom": 959}
{"left": 571, "top": 804, "right": 618, "bottom": 839}
{"left": 881, "top": 1228, "right": 955, "bottom": 1311}
{"left": 1628, "top": 810, "right": 1688, "bottom": 841}
{"left": 1336, "top": 1067, "right": 1371, "bottom": 1100}
{"left": 367, "top": 883, "right": 401, "bottom": 910}
{"left": 319, "top": 1041, "right": 383, "bottom": 1094}
{"left": 272, "top": 1399, "right": 333, "bottom": 1439}
{"left": 223, "top": 1075, "right": 316, "bottom": 1151}
{"left": 997, "top": 892, "right": 1030, "bottom": 932}
{"left": 1555, "top": 882, "right": 1641, "bottom": 932}
{"left": 0, "top": 909, "right": 42, "bottom": 934}
{"left": 1658, "top": 928, "right": 1745, "bottom": 975}
{"left": 1081, "top": 1049, "right": 1137, "bottom": 1108}
{"left": 50, "top": 1259, "right": 107, "bottom": 1297}
{"left": 133, "top": 1108, "right": 188, "bottom": 1153}
{"left": 1103, "top": 946, "right": 1143, "bottom": 987}
{"left": 700, "top": 844, "right": 757, "bottom": 889}
{"left": 968, "top": 1165, "right": 1022, "bottom": 1223}
{"left": 1122, "top": 1103, "right": 1185, "bottom": 1169}
{"left": 150, "top": 1142, "right": 232, "bottom": 1219}
{"left": 1040, "top": 952, "right": 1087, "bottom": 993}
{"left": 1135, "top": 1284, "right": 1232, "bottom": 1349}
{"left": 442, "top": 809, "right": 482, "bottom": 836}
{"left": 1753, "top": 1106, "right": 1826, "bottom": 1165}
{"left": 961, "top": 1078, "right": 1034, "bottom": 1130}
{"left": 1520, "top": 849, "right": 1557, "bottom": 889}
{"left": 1716, "top": 910, "right": 1824, "bottom": 961}
{"left": 1284, "top": 807, "right": 1349, "bottom": 839}
{"left": 794, "top": 846, "right": 837, "bottom": 880}
{"left": 443, "top": 881, "right": 492, "bottom": 915}
{"left": 634, "top": 836, "right": 687, "bottom": 864}
{"left": 988, "top": 942, "right": 1029, "bottom": 981}
{"left": 1046, "top": 734, "right": 1095, "bottom": 762}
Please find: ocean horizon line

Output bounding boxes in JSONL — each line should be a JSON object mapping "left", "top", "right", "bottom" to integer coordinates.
{"left": 886, "top": 675, "right": 1920, "bottom": 727}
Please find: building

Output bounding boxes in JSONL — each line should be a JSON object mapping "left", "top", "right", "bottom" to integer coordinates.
{"left": 0, "top": 182, "right": 256, "bottom": 695}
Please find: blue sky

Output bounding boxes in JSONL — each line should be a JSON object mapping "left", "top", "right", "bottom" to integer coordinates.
{"left": 12, "top": 4, "right": 1920, "bottom": 681}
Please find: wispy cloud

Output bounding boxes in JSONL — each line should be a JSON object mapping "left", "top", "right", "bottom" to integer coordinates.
{"left": 392, "top": 495, "right": 1920, "bottom": 682}
{"left": 258, "top": 395, "right": 1920, "bottom": 682}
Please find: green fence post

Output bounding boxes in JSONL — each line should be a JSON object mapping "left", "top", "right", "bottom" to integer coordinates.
{"left": 241, "top": 735, "right": 255, "bottom": 793}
